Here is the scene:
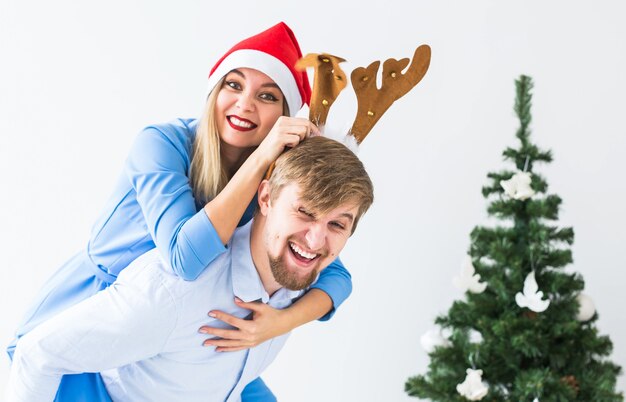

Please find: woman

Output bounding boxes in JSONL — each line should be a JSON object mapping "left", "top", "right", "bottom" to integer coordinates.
{"left": 8, "top": 22, "right": 352, "bottom": 401}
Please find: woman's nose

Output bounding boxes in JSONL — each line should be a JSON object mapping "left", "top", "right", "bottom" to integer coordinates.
{"left": 236, "top": 92, "right": 255, "bottom": 112}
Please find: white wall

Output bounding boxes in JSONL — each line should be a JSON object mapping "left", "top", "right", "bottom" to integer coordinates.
{"left": 1, "top": 1, "right": 624, "bottom": 400}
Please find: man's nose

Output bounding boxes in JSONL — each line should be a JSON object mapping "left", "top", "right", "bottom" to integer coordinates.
{"left": 304, "top": 223, "right": 326, "bottom": 251}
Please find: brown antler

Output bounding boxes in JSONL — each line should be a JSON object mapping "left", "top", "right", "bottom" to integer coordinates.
{"left": 350, "top": 45, "right": 431, "bottom": 144}
{"left": 265, "top": 53, "right": 348, "bottom": 180}
{"left": 296, "top": 53, "right": 347, "bottom": 126}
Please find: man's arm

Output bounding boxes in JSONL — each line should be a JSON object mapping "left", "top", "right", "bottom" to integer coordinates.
{"left": 6, "top": 260, "right": 177, "bottom": 402}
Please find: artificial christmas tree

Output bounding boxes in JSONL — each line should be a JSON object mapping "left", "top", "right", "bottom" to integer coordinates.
{"left": 405, "top": 75, "right": 623, "bottom": 402}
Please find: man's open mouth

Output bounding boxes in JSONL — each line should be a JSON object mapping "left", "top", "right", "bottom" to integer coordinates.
{"left": 288, "top": 242, "right": 320, "bottom": 264}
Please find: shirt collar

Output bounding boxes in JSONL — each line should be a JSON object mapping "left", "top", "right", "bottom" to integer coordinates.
{"left": 230, "top": 220, "right": 303, "bottom": 304}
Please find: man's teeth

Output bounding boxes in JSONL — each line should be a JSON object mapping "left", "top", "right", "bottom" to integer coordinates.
{"left": 290, "top": 242, "right": 316, "bottom": 260}
{"left": 230, "top": 116, "right": 254, "bottom": 128}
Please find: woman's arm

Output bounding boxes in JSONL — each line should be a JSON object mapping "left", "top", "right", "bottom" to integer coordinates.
{"left": 126, "top": 123, "right": 226, "bottom": 280}
{"left": 204, "top": 116, "right": 320, "bottom": 245}
{"left": 127, "top": 118, "right": 318, "bottom": 281}
{"left": 200, "top": 289, "right": 332, "bottom": 352}
{"left": 199, "top": 257, "right": 351, "bottom": 350}
{"left": 308, "top": 257, "right": 353, "bottom": 321}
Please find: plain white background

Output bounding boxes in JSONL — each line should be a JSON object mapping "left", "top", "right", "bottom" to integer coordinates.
{"left": 1, "top": 1, "right": 625, "bottom": 401}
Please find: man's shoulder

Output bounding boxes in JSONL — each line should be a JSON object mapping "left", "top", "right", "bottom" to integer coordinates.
{"left": 119, "top": 249, "right": 232, "bottom": 299}
{"left": 124, "top": 248, "right": 166, "bottom": 270}
{"left": 116, "top": 249, "right": 171, "bottom": 288}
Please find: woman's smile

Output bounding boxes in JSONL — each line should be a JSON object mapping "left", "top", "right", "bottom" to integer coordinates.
{"left": 227, "top": 115, "right": 258, "bottom": 131}
{"left": 215, "top": 68, "right": 284, "bottom": 149}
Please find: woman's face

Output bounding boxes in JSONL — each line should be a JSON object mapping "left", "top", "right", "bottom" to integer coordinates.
{"left": 214, "top": 67, "right": 284, "bottom": 151}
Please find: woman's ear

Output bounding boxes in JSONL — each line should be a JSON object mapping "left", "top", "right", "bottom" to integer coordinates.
{"left": 257, "top": 180, "right": 271, "bottom": 216}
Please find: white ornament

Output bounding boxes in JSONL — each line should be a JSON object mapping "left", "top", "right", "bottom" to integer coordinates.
{"left": 468, "top": 329, "right": 483, "bottom": 344}
{"left": 500, "top": 171, "right": 535, "bottom": 200}
{"left": 533, "top": 398, "right": 540, "bottom": 402}
{"left": 420, "top": 328, "right": 452, "bottom": 353}
{"left": 515, "top": 271, "right": 550, "bottom": 313}
{"left": 453, "top": 255, "right": 487, "bottom": 294}
{"left": 576, "top": 293, "right": 596, "bottom": 321}
{"left": 456, "top": 368, "right": 489, "bottom": 400}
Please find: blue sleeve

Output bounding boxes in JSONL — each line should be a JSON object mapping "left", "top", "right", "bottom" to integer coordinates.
{"left": 125, "top": 125, "right": 226, "bottom": 280}
{"left": 310, "top": 256, "right": 352, "bottom": 321}
{"left": 55, "top": 374, "right": 113, "bottom": 402}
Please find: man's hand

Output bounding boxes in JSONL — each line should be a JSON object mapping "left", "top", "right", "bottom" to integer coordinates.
{"left": 199, "top": 298, "right": 293, "bottom": 352}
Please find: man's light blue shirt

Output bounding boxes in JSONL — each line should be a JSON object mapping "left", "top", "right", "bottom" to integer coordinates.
{"left": 7, "top": 221, "right": 304, "bottom": 402}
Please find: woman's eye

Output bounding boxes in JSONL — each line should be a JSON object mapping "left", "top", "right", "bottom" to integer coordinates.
{"left": 331, "top": 222, "right": 345, "bottom": 230}
{"left": 259, "top": 93, "right": 279, "bottom": 102}
{"left": 225, "top": 81, "right": 241, "bottom": 90}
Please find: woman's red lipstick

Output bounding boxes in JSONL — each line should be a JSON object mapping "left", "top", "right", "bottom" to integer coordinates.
{"left": 227, "top": 115, "right": 257, "bottom": 132}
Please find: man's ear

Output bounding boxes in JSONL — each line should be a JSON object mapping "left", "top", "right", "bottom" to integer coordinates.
{"left": 257, "top": 180, "right": 271, "bottom": 216}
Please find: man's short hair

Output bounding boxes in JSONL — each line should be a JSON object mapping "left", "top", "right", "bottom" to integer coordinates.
{"left": 268, "top": 136, "right": 374, "bottom": 233}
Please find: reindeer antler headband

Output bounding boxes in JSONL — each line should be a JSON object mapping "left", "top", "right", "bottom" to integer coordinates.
{"left": 301, "top": 44, "right": 431, "bottom": 145}
{"left": 295, "top": 53, "right": 348, "bottom": 128}
{"left": 265, "top": 45, "right": 431, "bottom": 179}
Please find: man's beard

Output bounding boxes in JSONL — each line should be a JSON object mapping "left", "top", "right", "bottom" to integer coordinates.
{"left": 268, "top": 254, "right": 319, "bottom": 291}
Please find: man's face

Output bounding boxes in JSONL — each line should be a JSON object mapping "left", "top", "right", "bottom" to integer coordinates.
{"left": 260, "top": 182, "right": 359, "bottom": 290}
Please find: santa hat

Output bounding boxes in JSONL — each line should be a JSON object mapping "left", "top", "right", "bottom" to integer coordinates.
{"left": 207, "top": 22, "right": 311, "bottom": 117}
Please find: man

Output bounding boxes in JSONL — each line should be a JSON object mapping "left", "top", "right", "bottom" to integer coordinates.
{"left": 6, "top": 136, "right": 374, "bottom": 402}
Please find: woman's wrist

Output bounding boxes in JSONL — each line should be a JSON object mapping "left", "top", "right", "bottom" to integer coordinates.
{"left": 283, "top": 289, "right": 333, "bottom": 331}
{"left": 247, "top": 148, "right": 273, "bottom": 173}
{"left": 277, "top": 304, "right": 301, "bottom": 333}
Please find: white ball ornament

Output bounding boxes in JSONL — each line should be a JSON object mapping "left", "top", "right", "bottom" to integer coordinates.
{"left": 420, "top": 328, "right": 452, "bottom": 353}
{"left": 468, "top": 329, "right": 483, "bottom": 344}
{"left": 576, "top": 293, "right": 596, "bottom": 321}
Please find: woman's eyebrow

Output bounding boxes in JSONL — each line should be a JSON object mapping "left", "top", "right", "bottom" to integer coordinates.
{"left": 229, "top": 69, "right": 245, "bottom": 78}
{"left": 229, "top": 69, "right": 279, "bottom": 89}
{"left": 261, "top": 82, "right": 280, "bottom": 89}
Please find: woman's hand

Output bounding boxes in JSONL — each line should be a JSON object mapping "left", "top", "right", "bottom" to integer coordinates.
{"left": 199, "top": 298, "right": 294, "bottom": 352}
{"left": 253, "top": 116, "right": 320, "bottom": 167}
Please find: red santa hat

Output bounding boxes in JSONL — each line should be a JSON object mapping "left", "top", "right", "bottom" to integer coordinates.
{"left": 207, "top": 22, "right": 311, "bottom": 117}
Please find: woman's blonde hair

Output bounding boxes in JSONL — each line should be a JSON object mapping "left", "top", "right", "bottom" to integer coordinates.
{"left": 190, "top": 78, "right": 228, "bottom": 203}
{"left": 189, "top": 76, "right": 290, "bottom": 203}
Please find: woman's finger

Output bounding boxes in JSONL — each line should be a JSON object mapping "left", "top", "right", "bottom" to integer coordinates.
{"left": 280, "top": 124, "right": 309, "bottom": 140}
{"left": 198, "top": 326, "right": 242, "bottom": 340}
{"left": 283, "top": 134, "right": 303, "bottom": 148}
{"left": 308, "top": 122, "right": 321, "bottom": 137}
{"left": 203, "top": 338, "right": 250, "bottom": 348}
{"left": 215, "top": 346, "right": 248, "bottom": 352}
{"left": 234, "top": 297, "right": 268, "bottom": 312}
{"left": 206, "top": 310, "right": 248, "bottom": 329}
